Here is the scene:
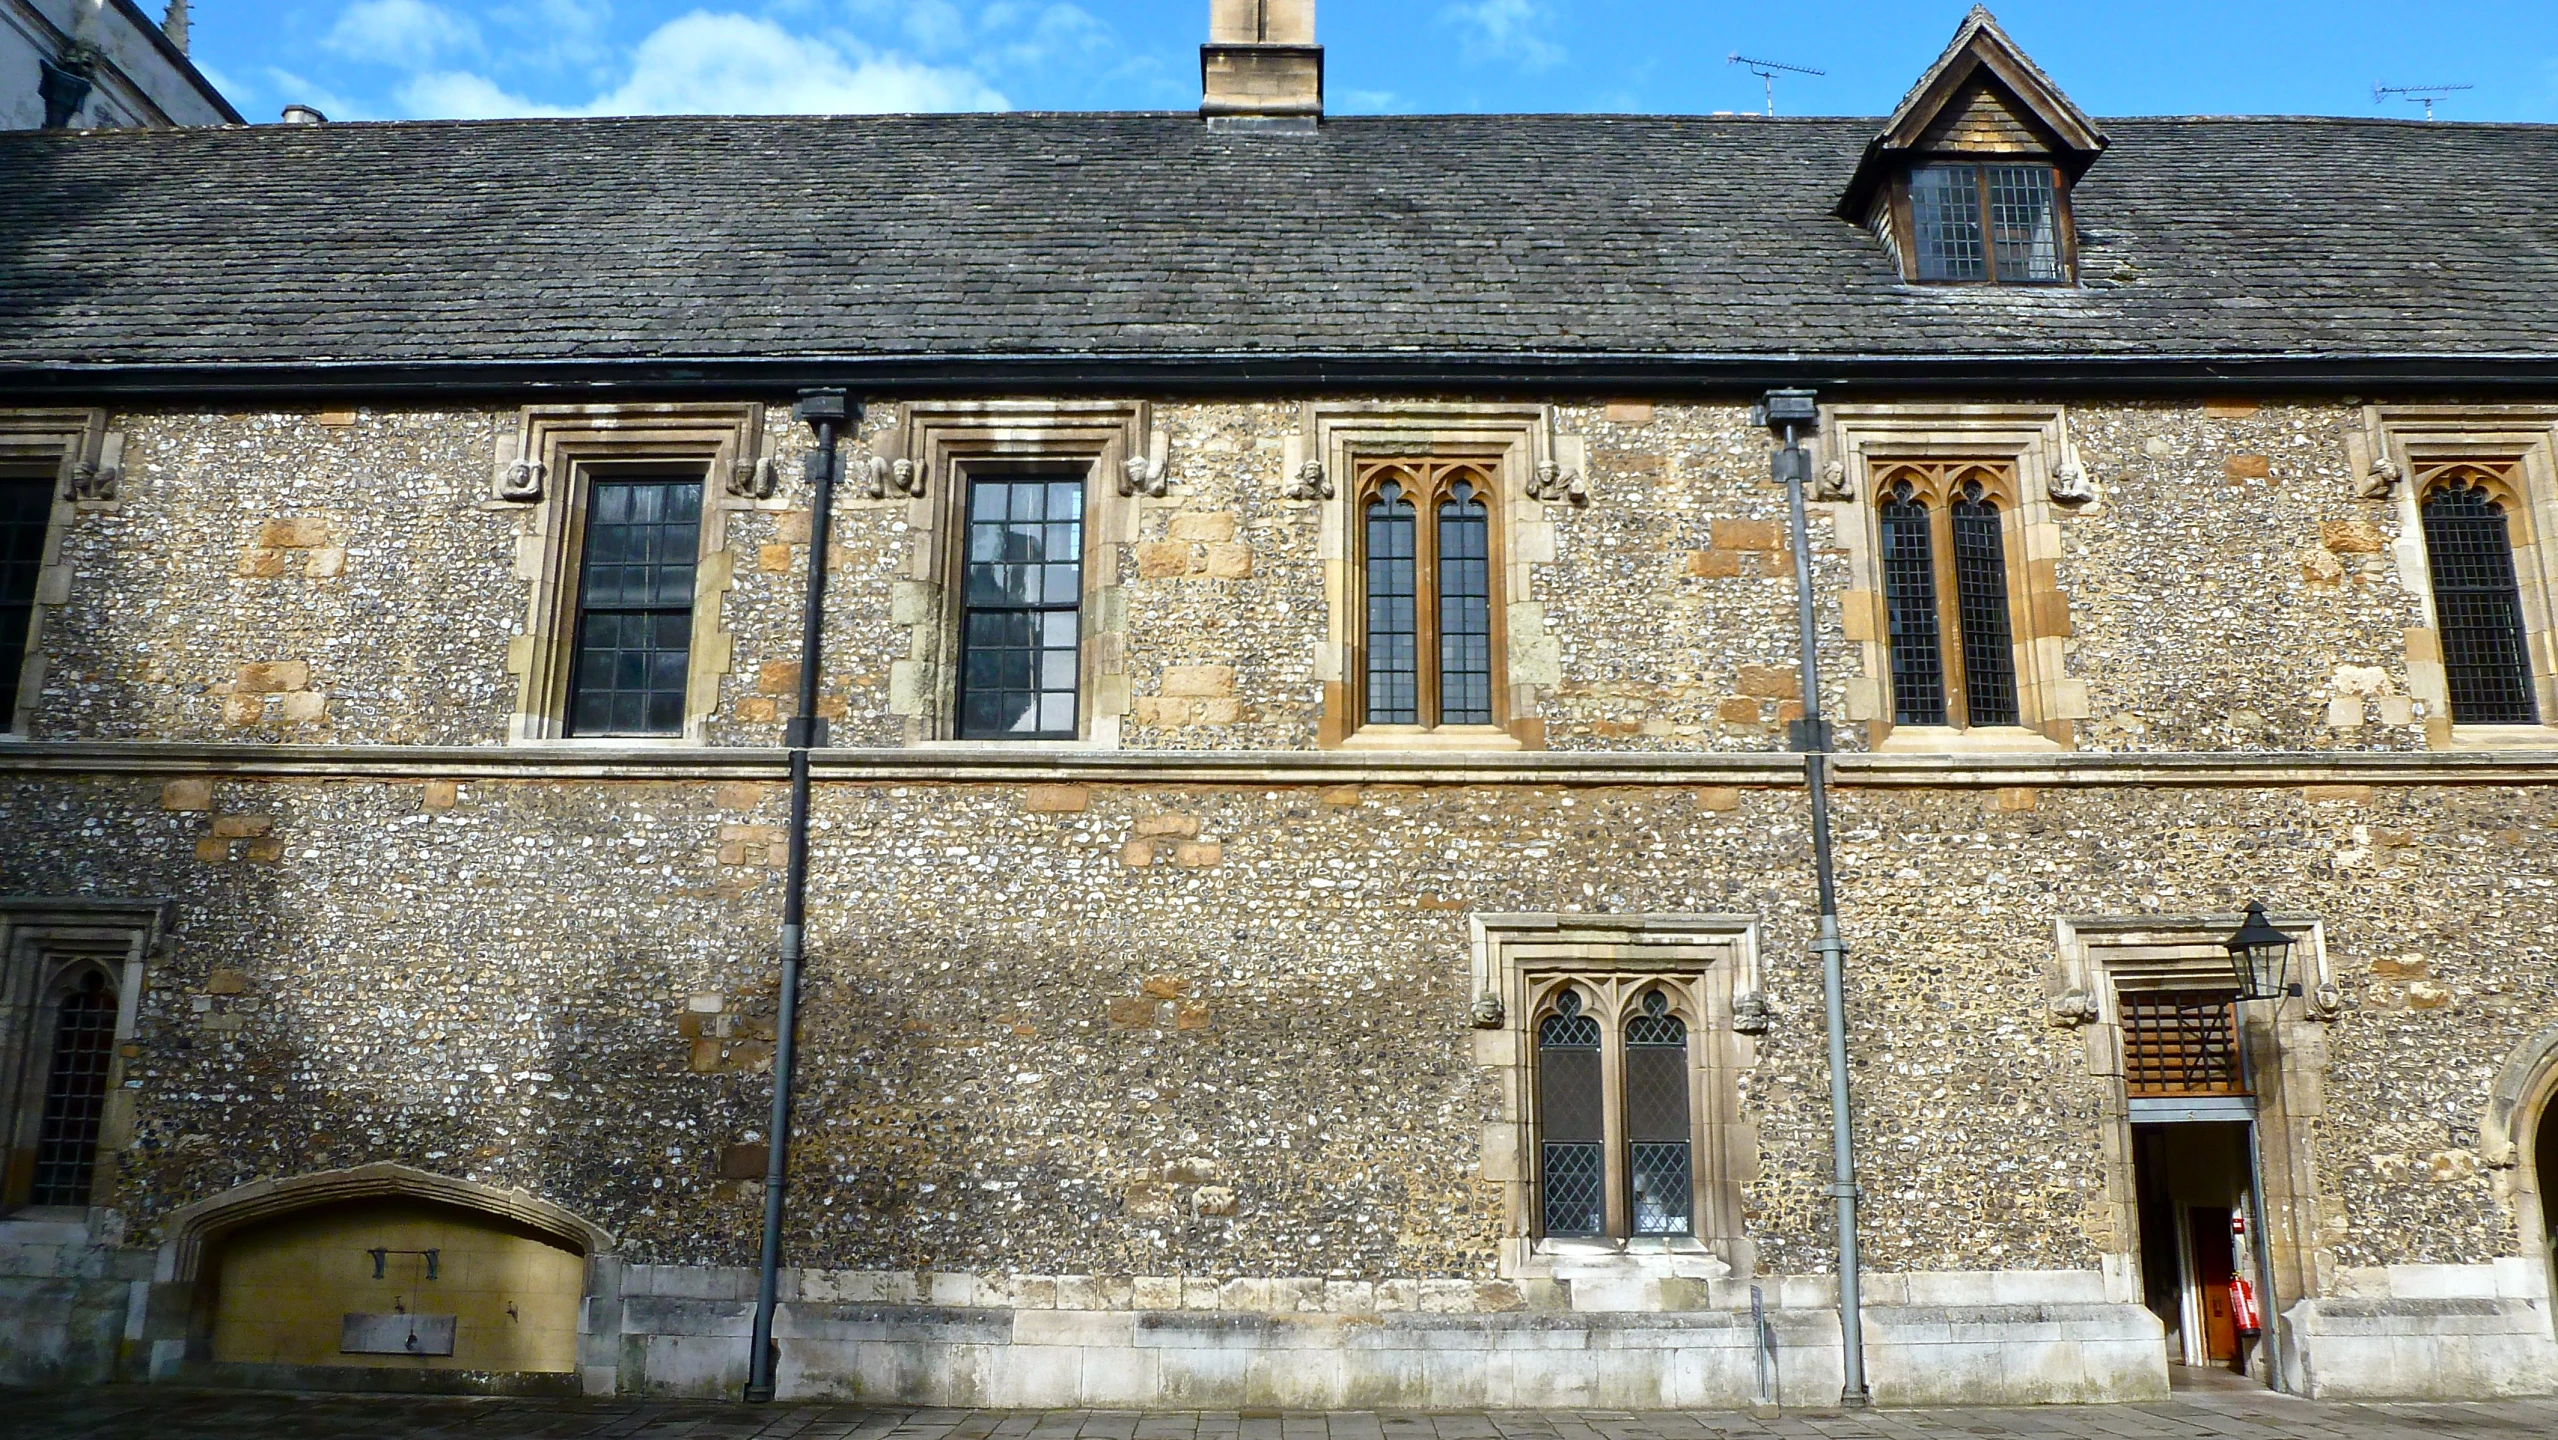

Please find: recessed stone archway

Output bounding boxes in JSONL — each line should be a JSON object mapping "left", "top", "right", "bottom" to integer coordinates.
{"left": 2482, "top": 1024, "right": 2558, "bottom": 1293}
{"left": 157, "top": 1161, "right": 615, "bottom": 1283}
{"left": 142, "top": 1163, "right": 617, "bottom": 1388}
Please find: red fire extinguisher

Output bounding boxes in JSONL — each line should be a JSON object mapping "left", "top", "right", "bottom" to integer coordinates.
{"left": 2230, "top": 1276, "right": 2262, "bottom": 1334}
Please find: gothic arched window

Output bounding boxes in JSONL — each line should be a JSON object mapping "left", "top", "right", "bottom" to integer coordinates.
{"left": 2421, "top": 467, "right": 2539, "bottom": 726}
{"left": 1874, "top": 461, "right": 2021, "bottom": 729}
{"left": 1533, "top": 982, "right": 1705, "bottom": 1242}
{"left": 1536, "top": 990, "right": 1604, "bottom": 1237}
{"left": 31, "top": 969, "right": 116, "bottom": 1206}
{"left": 1357, "top": 460, "right": 1503, "bottom": 730}
{"left": 1624, "top": 990, "right": 1693, "bottom": 1236}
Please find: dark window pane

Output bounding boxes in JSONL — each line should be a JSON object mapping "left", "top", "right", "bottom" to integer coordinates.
{"left": 1365, "top": 482, "right": 1419, "bottom": 724}
{"left": 567, "top": 477, "right": 700, "bottom": 737}
{"left": 958, "top": 477, "right": 1082, "bottom": 739}
{"left": 1542, "top": 1141, "right": 1604, "bottom": 1238}
{"left": 1879, "top": 488, "right": 1946, "bottom": 725}
{"left": 1950, "top": 489, "right": 2019, "bottom": 727}
{"left": 2424, "top": 478, "right": 2539, "bottom": 725}
{"left": 1984, "top": 165, "right": 2063, "bottom": 282}
{"left": 0, "top": 475, "right": 51, "bottom": 726}
{"left": 1538, "top": 991, "right": 1607, "bottom": 1237}
{"left": 1911, "top": 164, "right": 1986, "bottom": 282}
{"left": 1624, "top": 991, "right": 1692, "bottom": 1235}
{"left": 1437, "top": 482, "right": 1494, "bottom": 725}
{"left": 32, "top": 971, "right": 116, "bottom": 1206}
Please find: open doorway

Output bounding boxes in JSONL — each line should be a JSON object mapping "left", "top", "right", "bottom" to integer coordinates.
{"left": 2540, "top": 1088, "right": 2558, "bottom": 1309}
{"left": 2133, "top": 1121, "right": 2261, "bottom": 1377}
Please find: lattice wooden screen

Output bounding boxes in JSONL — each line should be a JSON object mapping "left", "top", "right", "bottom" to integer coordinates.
{"left": 2120, "top": 989, "right": 2244, "bottom": 1096}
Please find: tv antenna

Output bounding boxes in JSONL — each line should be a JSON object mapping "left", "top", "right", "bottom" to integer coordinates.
{"left": 2373, "top": 81, "right": 2472, "bottom": 120}
{"left": 1728, "top": 53, "right": 1824, "bottom": 117}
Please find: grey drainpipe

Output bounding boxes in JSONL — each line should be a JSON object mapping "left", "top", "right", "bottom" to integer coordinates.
{"left": 745, "top": 389, "right": 853, "bottom": 1403}
{"left": 1757, "top": 388, "right": 1871, "bottom": 1408}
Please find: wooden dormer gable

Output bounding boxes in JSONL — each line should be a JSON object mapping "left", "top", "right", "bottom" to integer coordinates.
{"left": 1837, "top": 6, "right": 2107, "bottom": 223}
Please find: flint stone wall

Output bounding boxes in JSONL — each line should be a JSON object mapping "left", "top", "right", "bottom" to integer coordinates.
{"left": 25, "top": 400, "right": 2426, "bottom": 754}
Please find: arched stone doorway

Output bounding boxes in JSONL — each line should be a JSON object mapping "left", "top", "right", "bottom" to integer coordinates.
{"left": 2485, "top": 1025, "right": 2558, "bottom": 1310}
{"left": 152, "top": 1163, "right": 612, "bottom": 1389}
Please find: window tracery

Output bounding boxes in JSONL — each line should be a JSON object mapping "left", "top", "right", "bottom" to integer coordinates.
{"left": 2417, "top": 463, "right": 2538, "bottom": 726}
{"left": 1873, "top": 460, "right": 2023, "bottom": 730}
{"left": 1354, "top": 459, "right": 1502, "bottom": 731}
{"left": 1530, "top": 979, "right": 1702, "bottom": 1244}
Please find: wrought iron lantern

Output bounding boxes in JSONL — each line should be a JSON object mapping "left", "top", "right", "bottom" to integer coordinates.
{"left": 2225, "top": 901, "right": 2298, "bottom": 1003}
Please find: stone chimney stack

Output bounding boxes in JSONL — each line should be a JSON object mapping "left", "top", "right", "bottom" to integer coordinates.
{"left": 1202, "top": 0, "right": 1322, "bottom": 128}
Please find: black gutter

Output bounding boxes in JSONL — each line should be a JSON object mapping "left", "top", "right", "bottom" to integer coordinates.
{"left": 8, "top": 352, "right": 2558, "bottom": 404}
{"left": 744, "top": 390, "right": 850, "bottom": 1404}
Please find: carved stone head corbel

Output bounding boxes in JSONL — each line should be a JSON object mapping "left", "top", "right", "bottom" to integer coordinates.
{"left": 728, "top": 455, "right": 777, "bottom": 500}
{"left": 1470, "top": 990, "right": 1505, "bottom": 1028}
{"left": 1528, "top": 461, "right": 1589, "bottom": 504}
{"left": 2048, "top": 459, "right": 2098, "bottom": 505}
{"left": 2048, "top": 989, "right": 2100, "bottom": 1027}
{"left": 1120, "top": 453, "right": 1170, "bottom": 499}
{"left": 1814, "top": 459, "right": 1854, "bottom": 502}
{"left": 847, "top": 452, "right": 892, "bottom": 499}
{"left": 1285, "top": 458, "right": 1332, "bottom": 501}
{"left": 2359, "top": 456, "right": 2403, "bottom": 500}
{"left": 496, "top": 459, "right": 545, "bottom": 503}
{"left": 1731, "top": 991, "right": 1773, "bottom": 1034}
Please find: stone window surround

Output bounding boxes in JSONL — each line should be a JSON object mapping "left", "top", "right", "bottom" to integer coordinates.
{"left": 871, "top": 401, "right": 1156, "bottom": 749}
{"left": 0, "top": 409, "right": 122, "bottom": 739}
{"left": 0, "top": 899, "right": 164, "bottom": 1217}
{"left": 1469, "top": 913, "right": 1764, "bottom": 1284}
{"left": 2051, "top": 913, "right": 2335, "bottom": 1336}
{"left": 1821, "top": 404, "right": 2091, "bottom": 752}
{"left": 2364, "top": 406, "right": 2558, "bottom": 750}
{"left": 494, "top": 404, "right": 774, "bottom": 744}
{"left": 1295, "top": 403, "right": 1580, "bottom": 752}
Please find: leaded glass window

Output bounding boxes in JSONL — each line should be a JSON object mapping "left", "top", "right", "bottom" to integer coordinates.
{"left": 1532, "top": 982, "right": 1705, "bottom": 1243}
{"left": 1364, "top": 481, "right": 1419, "bottom": 725}
{"left": 1908, "top": 161, "right": 2067, "bottom": 285}
{"left": 1356, "top": 460, "right": 1504, "bottom": 730}
{"left": 567, "top": 474, "right": 703, "bottom": 736}
{"left": 1951, "top": 485, "right": 2019, "bottom": 727}
{"left": 1624, "top": 990, "right": 1693, "bottom": 1236}
{"left": 1880, "top": 482, "right": 1945, "bottom": 726}
{"left": 1910, "top": 163, "right": 1985, "bottom": 282}
{"left": 1536, "top": 990, "right": 1604, "bottom": 1237}
{"left": 31, "top": 970, "right": 115, "bottom": 1206}
{"left": 960, "top": 476, "right": 1085, "bottom": 739}
{"left": 1873, "top": 462, "right": 2023, "bottom": 731}
{"left": 0, "top": 470, "right": 51, "bottom": 728}
{"left": 2421, "top": 472, "right": 2539, "bottom": 726}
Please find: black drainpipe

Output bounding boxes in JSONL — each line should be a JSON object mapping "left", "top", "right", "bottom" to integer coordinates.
{"left": 1757, "top": 388, "right": 1871, "bottom": 1408}
{"left": 745, "top": 389, "right": 853, "bottom": 1403}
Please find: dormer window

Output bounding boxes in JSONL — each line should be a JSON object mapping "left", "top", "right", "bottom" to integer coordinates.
{"left": 1908, "top": 161, "right": 2066, "bottom": 284}
{"left": 1838, "top": 9, "right": 2105, "bottom": 291}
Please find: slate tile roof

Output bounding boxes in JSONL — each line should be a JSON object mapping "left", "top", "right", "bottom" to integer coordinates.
{"left": 1, "top": 112, "right": 2554, "bottom": 372}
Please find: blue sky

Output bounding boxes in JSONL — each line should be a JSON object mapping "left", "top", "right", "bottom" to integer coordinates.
{"left": 185, "top": 1, "right": 2558, "bottom": 124}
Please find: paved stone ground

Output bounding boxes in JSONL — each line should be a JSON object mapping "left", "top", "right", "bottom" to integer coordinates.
{"left": 7, "top": 1390, "right": 2558, "bottom": 1440}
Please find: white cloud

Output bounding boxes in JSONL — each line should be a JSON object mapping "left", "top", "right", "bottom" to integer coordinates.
{"left": 1440, "top": 0, "right": 1565, "bottom": 71}
{"left": 392, "top": 10, "right": 1008, "bottom": 118}
{"left": 325, "top": 0, "right": 483, "bottom": 69}
{"left": 593, "top": 12, "right": 1007, "bottom": 114}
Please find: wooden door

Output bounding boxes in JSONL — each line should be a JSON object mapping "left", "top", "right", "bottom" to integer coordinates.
{"left": 2187, "top": 1205, "right": 2239, "bottom": 1365}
